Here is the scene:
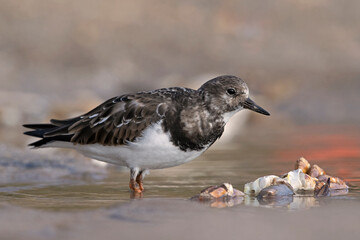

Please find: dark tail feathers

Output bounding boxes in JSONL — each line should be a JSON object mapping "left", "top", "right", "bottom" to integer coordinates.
{"left": 23, "top": 122, "right": 74, "bottom": 147}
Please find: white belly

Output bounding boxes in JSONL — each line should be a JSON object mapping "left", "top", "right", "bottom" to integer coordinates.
{"left": 46, "top": 122, "right": 208, "bottom": 169}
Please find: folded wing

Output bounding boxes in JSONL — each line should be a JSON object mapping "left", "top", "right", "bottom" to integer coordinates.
{"left": 24, "top": 93, "right": 170, "bottom": 147}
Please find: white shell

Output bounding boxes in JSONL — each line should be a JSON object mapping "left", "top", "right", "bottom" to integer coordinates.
{"left": 285, "top": 169, "right": 316, "bottom": 191}
{"left": 223, "top": 182, "right": 234, "bottom": 195}
{"left": 244, "top": 175, "right": 282, "bottom": 195}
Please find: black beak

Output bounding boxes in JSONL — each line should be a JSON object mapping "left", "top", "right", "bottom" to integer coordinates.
{"left": 243, "top": 98, "right": 270, "bottom": 116}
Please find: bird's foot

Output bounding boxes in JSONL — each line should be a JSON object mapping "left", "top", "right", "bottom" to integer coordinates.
{"left": 136, "top": 173, "right": 144, "bottom": 192}
{"left": 129, "top": 168, "right": 146, "bottom": 193}
{"left": 129, "top": 179, "right": 143, "bottom": 193}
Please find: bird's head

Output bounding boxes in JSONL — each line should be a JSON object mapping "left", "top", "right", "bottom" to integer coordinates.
{"left": 199, "top": 75, "right": 270, "bottom": 120}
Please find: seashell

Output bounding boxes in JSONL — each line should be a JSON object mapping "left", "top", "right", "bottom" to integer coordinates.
{"left": 317, "top": 175, "right": 348, "bottom": 190}
{"left": 244, "top": 175, "right": 282, "bottom": 195}
{"left": 295, "top": 157, "right": 311, "bottom": 173}
{"left": 193, "top": 183, "right": 244, "bottom": 201}
{"left": 208, "top": 186, "right": 228, "bottom": 198}
{"left": 308, "top": 164, "right": 326, "bottom": 178}
{"left": 284, "top": 169, "right": 317, "bottom": 191}
{"left": 314, "top": 179, "right": 330, "bottom": 197}
{"left": 257, "top": 182, "right": 295, "bottom": 199}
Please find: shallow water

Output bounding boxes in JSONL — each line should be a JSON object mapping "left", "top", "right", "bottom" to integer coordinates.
{"left": 0, "top": 125, "right": 360, "bottom": 239}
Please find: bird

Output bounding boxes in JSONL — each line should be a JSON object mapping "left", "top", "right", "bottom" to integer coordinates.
{"left": 23, "top": 75, "right": 270, "bottom": 193}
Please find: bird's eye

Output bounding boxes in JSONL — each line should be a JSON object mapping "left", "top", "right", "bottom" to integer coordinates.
{"left": 227, "top": 88, "right": 236, "bottom": 95}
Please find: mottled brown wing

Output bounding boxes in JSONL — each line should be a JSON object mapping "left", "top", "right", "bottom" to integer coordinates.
{"left": 66, "top": 93, "right": 170, "bottom": 146}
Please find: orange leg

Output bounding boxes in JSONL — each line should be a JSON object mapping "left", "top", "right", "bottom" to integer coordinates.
{"left": 129, "top": 168, "right": 143, "bottom": 193}
{"left": 136, "top": 171, "right": 144, "bottom": 192}
{"left": 129, "top": 178, "right": 142, "bottom": 193}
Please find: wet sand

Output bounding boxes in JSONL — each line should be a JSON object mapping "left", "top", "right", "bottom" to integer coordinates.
{"left": 1, "top": 198, "right": 360, "bottom": 240}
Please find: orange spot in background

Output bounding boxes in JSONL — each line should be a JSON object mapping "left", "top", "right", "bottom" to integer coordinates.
{"left": 276, "top": 128, "right": 360, "bottom": 161}
{"left": 343, "top": 179, "right": 360, "bottom": 183}
{"left": 274, "top": 127, "right": 360, "bottom": 182}
{"left": 279, "top": 146, "right": 360, "bottom": 161}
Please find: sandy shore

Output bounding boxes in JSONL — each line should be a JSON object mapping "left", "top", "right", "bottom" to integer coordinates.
{"left": 1, "top": 198, "right": 359, "bottom": 240}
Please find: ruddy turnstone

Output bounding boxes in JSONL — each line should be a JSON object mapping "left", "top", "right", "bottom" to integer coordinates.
{"left": 23, "top": 75, "right": 270, "bottom": 193}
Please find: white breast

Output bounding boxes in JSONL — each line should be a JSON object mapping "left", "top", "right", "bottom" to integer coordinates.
{"left": 46, "top": 121, "right": 208, "bottom": 170}
{"left": 222, "top": 107, "right": 243, "bottom": 123}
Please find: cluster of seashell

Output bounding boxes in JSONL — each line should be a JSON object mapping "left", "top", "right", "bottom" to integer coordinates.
{"left": 244, "top": 157, "right": 349, "bottom": 198}
{"left": 191, "top": 157, "right": 349, "bottom": 206}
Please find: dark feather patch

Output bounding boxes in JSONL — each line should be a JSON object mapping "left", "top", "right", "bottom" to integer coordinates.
{"left": 50, "top": 117, "right": 82, "bottom": 126}
{"left": 24, "top": 90, "right": 178, "bottom": 146}
{"left": 28, "top": 135, "right": 73, "bottom": 147}
{"left": 23, "top": 123, "right": 56, "bottom": 130}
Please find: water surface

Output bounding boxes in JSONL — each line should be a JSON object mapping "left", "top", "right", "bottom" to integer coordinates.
{"left": 0, "top": 125, "right": 359, "bottom": 239}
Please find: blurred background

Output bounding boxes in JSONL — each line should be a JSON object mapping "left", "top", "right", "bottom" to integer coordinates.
{"left": 0, "top": 0, "right": 359, "bottom": 150}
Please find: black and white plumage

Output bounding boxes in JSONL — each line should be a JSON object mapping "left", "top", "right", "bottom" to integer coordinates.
{"left": 23, "top": 75, "right": 270, "bottom": 192}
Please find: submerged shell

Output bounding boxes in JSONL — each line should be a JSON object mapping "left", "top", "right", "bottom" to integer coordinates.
{"left": 244, "top": 175, "right": 283, "bottom": 195}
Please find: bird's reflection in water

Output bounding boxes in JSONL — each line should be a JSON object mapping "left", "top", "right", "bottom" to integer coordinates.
{"left": 130, "top": 191, "right": 143, "bottom": 199}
